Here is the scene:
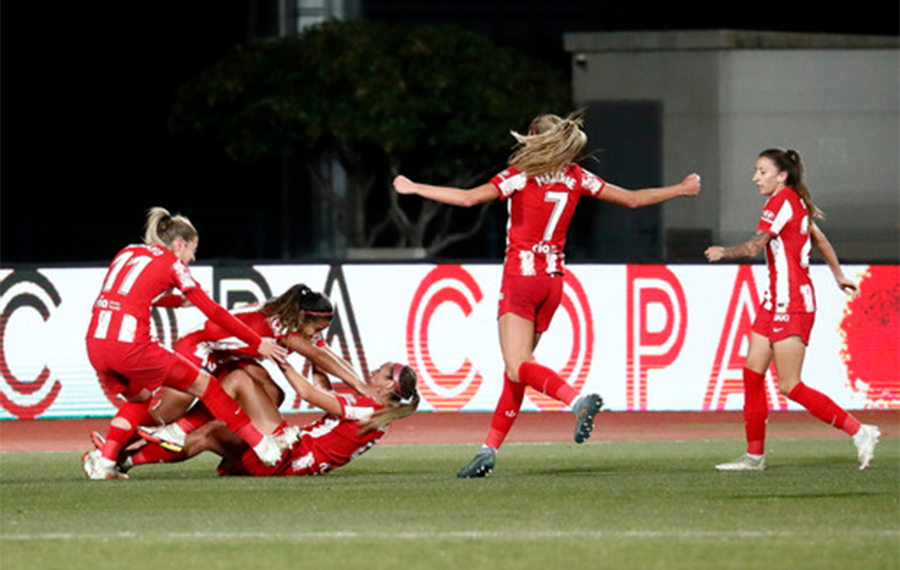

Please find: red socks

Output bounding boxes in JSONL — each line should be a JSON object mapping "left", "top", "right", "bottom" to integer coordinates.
{"left": 742, "top": 368, "right": 768, "bottom": 456}
{"left": 788, "top": 381, "right": 860, "bottom": 436}
{"left": 199, "top": 378, "right": 263, "bottom": 447}
{"left": 743, "top": 372, "right": 862, "bottom": 455}
{"left": 101, "top": 401, "right": 152, "bottom": 462}
{"left": 483, "top": 363, "right": 578, "bottom": 450}
{"left": 517, "top": 362, "right": 578, "bottom": 406}
{"left": 176, "top": 405, "right": 214, "bottom": 435}
{"left": 485, "top": 374, "right": 526, "bottom": 449}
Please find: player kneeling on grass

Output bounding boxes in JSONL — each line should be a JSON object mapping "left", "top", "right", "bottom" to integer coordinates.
{"left": 111, "top": 360, "right": 419, "bottom": 477}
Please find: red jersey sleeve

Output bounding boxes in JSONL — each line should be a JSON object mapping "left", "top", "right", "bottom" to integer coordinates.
{"left": 491, "top": 167, "right": 527, "bottom": 200}
{"left": 183, "top": 288, "right": 263, "bottom": 352}
{"left": 577, "top": 166, "right": 606, "bottom": 197}
{"left": 757, "top": 191, "right": 793, "bottom": 237}
{"left": 336, "top": 394, "right": 382, "bottom": 422}
{"left": 170, "top": 260, "right": 200, "bottom": 292}
{"left": 152, "top": 294, "right": 186, "bottom": 308}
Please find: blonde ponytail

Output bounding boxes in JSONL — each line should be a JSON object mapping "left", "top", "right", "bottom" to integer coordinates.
{"left": 143, "top": 207, "right": 198, "bottom": 249}
{"left": 508, "top": 112, "right": 588, "bottom": 178}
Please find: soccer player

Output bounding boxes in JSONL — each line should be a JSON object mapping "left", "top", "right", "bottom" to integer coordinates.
{"left": 705, "top": 148, "right": 880, "bottom": 471}
{"left": 115, "top": 360, "right": 419, "bottom": 478}
{"left": 393, "top": 112, "right": 701, "bottom": 477}
{"left": 82, "top": 207, "right": 288, "bottom": 480}
{"left": 137, "top": 283, "right": 375, "bottom": 450}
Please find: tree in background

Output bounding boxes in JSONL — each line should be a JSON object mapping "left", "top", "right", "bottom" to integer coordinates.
{"left": 169, "top": 20, "right": 571, "bottom": 257}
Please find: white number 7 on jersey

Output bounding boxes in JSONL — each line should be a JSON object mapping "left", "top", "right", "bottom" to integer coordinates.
{"left": 543, "top": 191, "right": 568, "bottom": 242}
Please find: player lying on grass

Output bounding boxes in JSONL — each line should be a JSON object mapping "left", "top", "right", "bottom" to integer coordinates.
{"left": 86, "top": 284, "right": 400, "bottom": 478}
{"left": 95, "top": 359, "right": 419, "bottom": 477}
{"left": 143, "top": 282, "right": 375, "bottom": 440}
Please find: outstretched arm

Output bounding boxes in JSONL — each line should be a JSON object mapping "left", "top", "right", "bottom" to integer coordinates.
{"left": 282, "top": 334, "right": 375, "bottom": 398}
{"left": 811, "top": 224, "right": 859, "bottom": 297}
{"left": 705, "top": 229, "right": 771, "bottom": 262}
{"left": 183, "top": 287, "right": 287, "bottom": 363}
{"left": 276, "top": 360, "right": 343, "bottom": 416}
{"left": 393, "top": 175, "right": 499, "bottom": 207}
{"left": 598, "top": 174, "right": 701, "bottom": 209}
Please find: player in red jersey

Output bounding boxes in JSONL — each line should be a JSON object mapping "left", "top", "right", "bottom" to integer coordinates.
{"left": 118, "top": 360, "right": 418, "bottom": 477}
{"left": 176, "top": 283, "right": 371, "bottom": 394}
{"left": 82, "top": 207, "right": 289, "bottom": 480}
{"left": 705, "top": 148, "right": 880, "bottom": 471}
{"left": 393, "top": 112, "right": 701, "bottom": 477}
{"left": 134, "top": 283, "right": 375, "bottom": 452}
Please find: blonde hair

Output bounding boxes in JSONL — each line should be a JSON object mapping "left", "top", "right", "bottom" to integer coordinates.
{"left": 359, "top": 364, "right": 420, "bottom": 433}
{"left": 143, "top": 207, "right": 198, "bottom": 249}
{"left": 507, "top": 112, "right": 588, "bottom": 177}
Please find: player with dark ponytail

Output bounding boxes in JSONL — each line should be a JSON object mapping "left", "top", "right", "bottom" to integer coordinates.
{"left": 706, "top": 149, "right": 879, "bottom": 471}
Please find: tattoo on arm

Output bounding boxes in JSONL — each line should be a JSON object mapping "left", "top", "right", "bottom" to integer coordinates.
{"left": 722, "top": 230, "right": 769, "bottom": 260}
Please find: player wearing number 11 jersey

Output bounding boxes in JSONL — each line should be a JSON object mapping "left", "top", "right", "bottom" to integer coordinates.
{"left": 82, "top": 207, "right": 289, "bottom": 480}
{"left": 394, "top": 112, "right": 701, "bottom": 477}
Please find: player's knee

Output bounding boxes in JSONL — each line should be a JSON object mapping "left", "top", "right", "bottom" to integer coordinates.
{"left": 505, "top": 362, "right": 525, "bottom": 383}
{"left": 777, "top": 378, "right": 799, "bottom": 396}
{"left": 225, "top": 371, "right": 253, "bottom": 395}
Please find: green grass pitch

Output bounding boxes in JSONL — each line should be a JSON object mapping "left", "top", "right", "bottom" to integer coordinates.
{"left": 2, "top": 438, "right": 898, "bottom": 570}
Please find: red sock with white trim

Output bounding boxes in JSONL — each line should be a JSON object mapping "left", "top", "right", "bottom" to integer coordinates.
{"left": 101, "top": 401, "right": 152, "bottom": 463}
{"left": 485, "top": 374, "right": 526, "bottom": 450}
{"left": 788, "top": 381, "right": 860, "bottom": 436}
{"left": 199, "top": 378, "right": 263, "bottom": 447}
{"left": 517, "top": 361, "right": 578, "bottom": 406}
{"left": 742, "top": 368, "right": 768, "bottom": 456}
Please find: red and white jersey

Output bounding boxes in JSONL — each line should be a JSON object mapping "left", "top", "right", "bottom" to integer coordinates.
{"left": 491, "top": 164, "right": 605, "bottom": 276}
{"left": 175, "top": 308, "right": 288, "bottom": 370}
{"left": 756, "top": 187, "right": 815, "bottom": 313}
{"left": 278, "top": 394, "right": 386, "bottom": 476}
{"left": 86, "top": 243, "right": 200, "bottom": 344}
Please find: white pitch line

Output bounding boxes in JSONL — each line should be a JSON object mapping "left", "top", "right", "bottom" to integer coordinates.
{"left": 2, "top": 529, "right": 898, "bottom": 542}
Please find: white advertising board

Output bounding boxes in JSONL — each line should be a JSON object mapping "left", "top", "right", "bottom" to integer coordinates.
{"left": 1, "top": 263, "right": 896, "bottom": 419}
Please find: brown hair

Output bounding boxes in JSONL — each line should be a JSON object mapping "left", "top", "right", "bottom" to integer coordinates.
{"left": 261, "top": 284, "right": 333, "bottom": 334}
{"left": 758, "top": 148, "right": 824, "bottom": 220}
{"left": 359, "top": 364, "right": 419, "bottom": 433}
{"left": 143, "top": 207, "right": 198, "bottom": 249}
{"left": 507, "top": 112, "right": 588, "bottom": 178}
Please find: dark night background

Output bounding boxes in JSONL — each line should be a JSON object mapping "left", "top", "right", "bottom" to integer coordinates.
{"left": 3, "top": 1, "right": 898, "bottom": 265}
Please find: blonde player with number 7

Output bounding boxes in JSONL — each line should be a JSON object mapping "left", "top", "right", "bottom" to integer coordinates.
{"left": 394, "top": 112, "right": 701, "bottom": 477}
